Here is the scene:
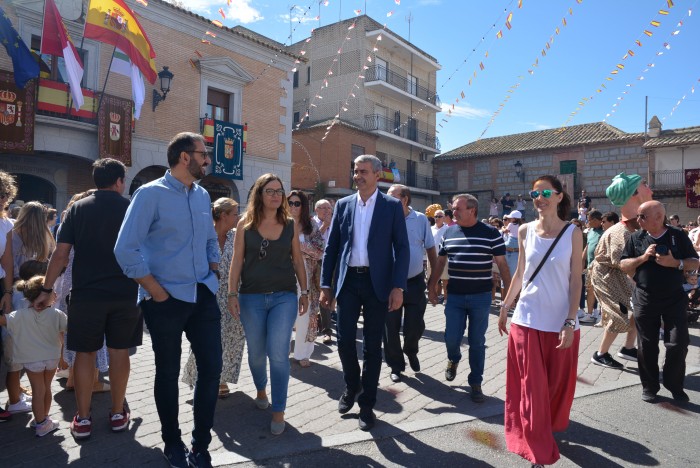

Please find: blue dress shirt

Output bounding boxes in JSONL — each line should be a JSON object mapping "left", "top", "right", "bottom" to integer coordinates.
{"left": 114, "top": 170, "right": 220, "bottom": 303}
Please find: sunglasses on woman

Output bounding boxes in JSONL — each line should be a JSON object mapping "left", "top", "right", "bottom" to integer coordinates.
{"left": 287, "top": 200, "right": 302, "bottom": 207}
{"left": 529, "top": 189, "right": 560, "bottom": 199}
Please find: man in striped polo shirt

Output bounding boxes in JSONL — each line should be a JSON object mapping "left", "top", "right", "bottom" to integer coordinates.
{"left": 428, "top": 193, "right": 511, "bottom": 403}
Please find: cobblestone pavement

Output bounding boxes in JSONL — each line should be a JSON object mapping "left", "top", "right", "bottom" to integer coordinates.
{"left": 2, "top": 303, "right": 698, "bottom": 467}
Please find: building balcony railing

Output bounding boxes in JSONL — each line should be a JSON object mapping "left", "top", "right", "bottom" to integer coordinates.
{"left": 376, "top": 154, "right": 439, "bottom": 191}
{"left": 364, "top": 65, "right": 440, "bottom": 107}
{"left": 364, "top": 114, "right": 440, "bottom": 152}
{"left": 36, "top": 78, "right": 99, "bottom": 124}
{"left": 651, "top": 169, "right": 684, "bottom": 189}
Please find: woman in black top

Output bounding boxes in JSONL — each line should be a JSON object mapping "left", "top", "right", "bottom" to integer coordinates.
{"left": 227, "top": 174, "right": 307, "bottom": 435}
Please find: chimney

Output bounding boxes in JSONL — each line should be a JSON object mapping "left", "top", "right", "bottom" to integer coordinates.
{"left": 648, "top": 115, "right": 662, "bottom": 138}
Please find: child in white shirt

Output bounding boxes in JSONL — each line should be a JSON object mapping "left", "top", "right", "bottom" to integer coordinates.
{"left": 1, "top": 275, "right": 67, "bottom": 437}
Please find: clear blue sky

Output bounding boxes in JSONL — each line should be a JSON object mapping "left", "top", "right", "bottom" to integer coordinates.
{"left": 181, "top": 0, "right": 700, "bottom": 154}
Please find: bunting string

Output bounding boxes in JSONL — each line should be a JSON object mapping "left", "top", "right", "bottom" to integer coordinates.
{"left": 559, "top": 0, "right": 677, "bottom": 129}
{"left": 474, "top": 0, "right": 584, "bottom": 140}
{"left": 661, "top": 78, "right": 700, "bottom": 122}
{"left": 603, "top": 6, "right": 694, "bottom": 122}
{"left": 394, "top": 1, "right": 518, "bottom": 138}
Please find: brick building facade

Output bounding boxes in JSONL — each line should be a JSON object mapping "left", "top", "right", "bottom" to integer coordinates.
{"left": 288, "top": 15, "right": 441, "bottom": 210}
{"left": 0, "top": 0, "right": 297, "bottom": 210}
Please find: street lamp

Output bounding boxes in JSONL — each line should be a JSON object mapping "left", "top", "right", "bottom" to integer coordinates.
{"left": 152, "top": 66, "right": 174, "bottom": 112}
{"left": 514, "top": 160, "right": 525, "bottom": 182}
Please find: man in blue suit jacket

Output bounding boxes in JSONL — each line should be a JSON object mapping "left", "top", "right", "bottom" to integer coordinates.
{"left": 320, "top": 155, "right": 410, "bottom": 431}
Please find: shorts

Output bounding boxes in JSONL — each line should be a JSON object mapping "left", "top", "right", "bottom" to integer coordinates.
{"left": 23, "top": 359, "right": 59, "bottom": 373}
{"left": 67, "top": 298, "right": 143, "bottom": 352}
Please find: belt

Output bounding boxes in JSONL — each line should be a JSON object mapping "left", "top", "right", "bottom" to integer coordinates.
{"left": 349, "top": 266, "right": 369, "bottom": 274}
{"left": 506, "top": 247, "right": 519, "bottom": 252}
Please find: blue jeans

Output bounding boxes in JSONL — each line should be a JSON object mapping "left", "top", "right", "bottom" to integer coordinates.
{"left": 239, "top": 291, "right": 297, "bottom": 412}
{"left": 444, "top": 292, "right": 491, "bottom": 386}
{"left": 141, "top": 284, "right": 222, "bottom": 452}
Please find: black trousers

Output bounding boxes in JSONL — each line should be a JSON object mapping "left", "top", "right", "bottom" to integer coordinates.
{"left": 633, "top": 288, "right": 689, "bottom": 395}
{"left": 383, "top": 274, "right": 427, "bottom": 373}
{"left": 336, "top": 269, "right": 388, "bottom": 410}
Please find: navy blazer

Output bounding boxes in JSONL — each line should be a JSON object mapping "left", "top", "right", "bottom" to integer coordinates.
{"left": 321, "top": 191, "right": 410, "bottom": 302}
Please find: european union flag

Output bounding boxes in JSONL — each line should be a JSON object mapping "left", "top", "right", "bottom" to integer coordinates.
{"left": 0, "top": 7, "right": 39, "bottom": 88}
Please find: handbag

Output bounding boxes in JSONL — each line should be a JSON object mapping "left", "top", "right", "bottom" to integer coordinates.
{"left": 522, "top": 223, "right": 571, "bottom": 289}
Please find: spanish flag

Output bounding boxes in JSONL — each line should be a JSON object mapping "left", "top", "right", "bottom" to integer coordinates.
{"left": 84, "top": 0, "right": 157, "bottom": 84}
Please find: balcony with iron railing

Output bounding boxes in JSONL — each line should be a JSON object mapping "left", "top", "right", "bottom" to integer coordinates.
{"left": 651, "top": 169, "right": 685, "bottom": 191}
{"left": 375, "top": 153, "right": 439, "bottom": 192}
{"left": 35, "top": 78, "right": 99, "bottom": 125}
{"left": 364, "top": 64, "right": 441, "bottom": 109}
{"left": 364, "top": 113, "right": 440, "bottom": 152}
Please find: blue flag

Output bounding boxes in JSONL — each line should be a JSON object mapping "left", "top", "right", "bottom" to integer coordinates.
{"left": 0, "top": 7, "right": 40, "bottom": 88}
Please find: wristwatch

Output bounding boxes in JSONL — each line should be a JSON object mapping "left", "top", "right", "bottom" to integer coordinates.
{"left": 300, "top": 290, "right": 309, "bottom": 296}
{"left": 678, "top": 259, "right": 684, "bottom": 271}
{"left": 40, "top": 285, "right": 53, "bottom": 294}
{"left": 563, "top": 318, "right": 576, "bottom": 329}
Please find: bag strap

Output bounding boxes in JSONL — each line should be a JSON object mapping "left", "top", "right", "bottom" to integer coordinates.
{"left": 523, "top": 223, "right": 571, "bottom": 289}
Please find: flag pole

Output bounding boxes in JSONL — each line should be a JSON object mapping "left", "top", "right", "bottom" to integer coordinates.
{"left": 95, "top": 45, "right": 117, "bottom": 116}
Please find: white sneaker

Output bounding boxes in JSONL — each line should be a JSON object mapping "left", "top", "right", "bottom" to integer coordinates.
{"left": 592, "top": 309, "right": 601, "bottom": 319}
{"left": 35, "top": 418, "right": 59, "bottom": 437}
{"left": 576, "top": 309, "right": 586, "bottom": 319}
{"left": 579, "top": 313, "right": 596, "bottom": 323}
{"left": 20, "top": 392, "right": 31, "bottom": 403}
{"left": 7, "top": 399, "right": 32, "bottom": 414}
{"left": 55, "top": 368, "right": 70, "bottom": 379}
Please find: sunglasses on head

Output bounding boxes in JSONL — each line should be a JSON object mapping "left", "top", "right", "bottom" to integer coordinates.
{"left": 259, "top": 238, "right": 269, "bottom": 259}
{"left": 287, "top": 200, "right": 302, "bottom": 207}
{"left": 529, "top": 189, "right": 559, "bottom": 199}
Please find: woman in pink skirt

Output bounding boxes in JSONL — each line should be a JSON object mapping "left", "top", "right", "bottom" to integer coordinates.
{"left": 498, "top": 175, "right": 583, "bottom": 467}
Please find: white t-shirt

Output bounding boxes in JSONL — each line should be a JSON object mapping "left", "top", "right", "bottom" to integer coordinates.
{"left": 511, "top": 223, "right": 579, "bottom": 333}
{"left": 4, "top": 306, "right": 67, "bottom": 363}
{"left": 431, "top": 224, "right": 448, "bottom": 250}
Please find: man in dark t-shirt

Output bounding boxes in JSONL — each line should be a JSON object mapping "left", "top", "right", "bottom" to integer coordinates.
{"left": 501, "top": 193, "right": 514, "bottom": 216}
{"left": 428, "top": 193, "right": 511, "bottom": 403}
{"left": 620, "top": 201, "right": 699, "bottom": 403}
{"left": 36, "top": 158, "right": 141, "bottom": 440}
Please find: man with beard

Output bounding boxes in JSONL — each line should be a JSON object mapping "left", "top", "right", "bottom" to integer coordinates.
{"left": 115, "top": 132, "right": 221, "bottom": 468}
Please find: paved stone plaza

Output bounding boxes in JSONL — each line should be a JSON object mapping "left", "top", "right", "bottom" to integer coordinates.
{"left": 1, "top": 303, "right": 698, "bottom": 467}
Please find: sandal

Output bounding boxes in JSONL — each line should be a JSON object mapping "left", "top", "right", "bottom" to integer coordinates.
{"left": 218, "top": 384, "right": 230, "bottom": 398}
{"left": 299, "top": 359, "right": 311, "bottom": 368}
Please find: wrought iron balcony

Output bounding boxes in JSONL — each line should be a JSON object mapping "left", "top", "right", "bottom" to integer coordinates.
{"left": 364, "top": 65, "right": 440, "bottom": 107}
{"left": 650, "top": 169, "right": 684, "bottom": 189}
{"left": 364, "top": 113, "right": 440, "bottom": 152}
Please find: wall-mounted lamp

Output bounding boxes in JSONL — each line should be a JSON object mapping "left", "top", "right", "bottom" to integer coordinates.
{"left": 152, "top": 66, "right": 174, "bottom": 112}
{"left": 514, "top": 160, "right": 525, "bottom": 182}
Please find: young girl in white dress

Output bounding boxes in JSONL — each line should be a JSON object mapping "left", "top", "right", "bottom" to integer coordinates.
{"left": 1, "top": 275, "right": 67, "bottom": 437}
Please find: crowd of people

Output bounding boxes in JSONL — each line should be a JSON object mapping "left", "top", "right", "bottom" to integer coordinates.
{"left": 1, "top": 136, "right": 699, "bottom": 468}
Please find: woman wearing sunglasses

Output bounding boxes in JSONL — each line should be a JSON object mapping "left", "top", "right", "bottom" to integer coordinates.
{"left": 227, "top": 174, "right": 308, "bottom": 435}
{"left": 287, "top": 190, "right": 324, "bottom": 368}
{"left": 498, "top": 175, "right": 583, "bottom": 467}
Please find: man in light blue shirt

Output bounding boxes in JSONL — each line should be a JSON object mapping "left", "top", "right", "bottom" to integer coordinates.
{"left": 114, "top": 132, "right": 221, "bottom": 468}
{"left": 384, "top": 184, "right": 437, "bottom": 382}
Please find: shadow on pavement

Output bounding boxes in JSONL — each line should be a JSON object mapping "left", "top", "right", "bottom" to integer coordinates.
{"left": 557, "top": 420, "right": 659, "bottom": 467}
{"left": 374, "top": 425, "right": 492, "bottom": 467}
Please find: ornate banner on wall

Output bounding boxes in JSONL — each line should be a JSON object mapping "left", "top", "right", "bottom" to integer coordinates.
{"left": 98, "top": 94, "right": 133, "bottom": 165}
{"left": 685, "top": 169, "right": 700, "bottom": 208}
{"left": 0, "top": 71, "right": 36, "bottom": 153}
{"left": 213, "top": 119, "right": 243, "bottom": 180}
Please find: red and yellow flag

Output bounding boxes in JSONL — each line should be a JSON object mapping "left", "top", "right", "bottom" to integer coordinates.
{"left": 84, "top": 0, "right": 157, "bottom": 83}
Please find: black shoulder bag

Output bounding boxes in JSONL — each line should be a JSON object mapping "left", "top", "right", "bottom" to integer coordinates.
{"left": 522, "top": 223, "right": 571, "bottom": 289}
